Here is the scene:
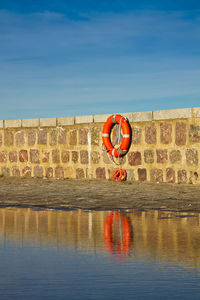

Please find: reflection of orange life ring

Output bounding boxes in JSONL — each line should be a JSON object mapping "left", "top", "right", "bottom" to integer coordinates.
{"left": 104, "top": 212, "right": 131, "bottom": 256}
{"left": 102, "top": 114, "right": 131, "bottom": 157}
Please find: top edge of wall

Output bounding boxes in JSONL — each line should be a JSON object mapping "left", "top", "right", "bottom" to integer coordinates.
{"left": 1, "top": 107, "right": 199, "bottom": 128}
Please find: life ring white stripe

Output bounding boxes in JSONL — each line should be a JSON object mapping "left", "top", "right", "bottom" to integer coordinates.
{"left": 102, "top": 133, "right": 109, "bottom": 137}
{"left": 123, "top": 134, "right": 130, "bottom": 138}
{"left": 112, "top": 149, "right": 115, "bottom": 156}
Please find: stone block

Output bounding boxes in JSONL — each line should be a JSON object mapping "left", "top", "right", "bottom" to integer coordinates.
{"left": 1, "top": 167, "right": 10, "bottom": 177}
{"left": 4, "top": 119, "right": 21, "bottom": 128}
{"left": 79, "top": 128, "right": 88, "bottom": 145}
{"left": 64, "top": 166, "right": 73, "bottom": 179}
{"left": 28, "top": 130, "right": 36, "bottom": 146}
{"left": 153, "top": 108, "right": 192, "bottom": 120}
{"left": 145, "top": 124, "right": 156, "bottom": 144}
{"left": 75, "top": 115, "right": 93, "bottom": 124}
{"left": 55, "top": 166, "right": 64, "bottom": 179}
{"left": 76, "top": 168, "right": 85, "bottom": 179}
{"left": 58, "top": 128, "right": 66, "bottom": 144}
{"left": 22, "top": 166, "right": 32, "bottom": 178}
{"left": 0, "top": 120, "right": 3, "bottom": 128}
{"left": 61, "top": 150, "right": 70, "bottom": 163}
{"left": 22, "top": 119, "right": 39, "bottom": 128}
{"left": 126, "top": 169, "right": 135, "bottom": 181}
{"left": 166, "top": 168, "right": 175, "bottom": 183}
{"left": 0, "top": 151, "right": 7, "bottom": 163}
{"left": 57, "top": 116, "right": 75, "bottom": 126}
{"left": 72, "top": 151, "right": 78, "bottom": 163}
{"left": 128, "top": 151, "right": 142, "bottom": 166}
{"left": 49, "top": 129, "right": 57, "bottom": 145}
{"left": 4, "top": 130, "right": 14, "bottom": 146}
{"left": 185, "top": 148, "right": 198, "bottom": 166}
{"left": 9, "top": 151, "right": 17, "bottom": 163}
{"left": 102, "top": 151, "right": 112, "bottom": 164}
{"left": 132, "top": 127, "right": 142, "bottom": 144}
{"left": 175, "top": 122, "right": 187, "bottom": 146}
{"left": 15, "top": 130, "right": 25, "bottom": 147}
{"left": 160, "top": 122, "right": 172, "bottom": 144}
{"left": 38, "top": 129, "right": 47, "bottom": 145}
{"left": 19, "top": 150, "right": 28, "bottom": 162}
{"left": 46, "top": 167, "right": 53, "bottom": 178}
{"left": 52, "top": 149, "right": 60, "bottom": 163}
{"left": 189, "top": 125, "right": 200, "bottom": 142}
{"left": 93, "top": 114, "right": 110, "bottom": 123}
{"left": 132, "top": 111, "right": 153, "bottom": 122}
{"left": 96, "top": 167, "right": 106, "bottom": 179}
{"left": 150, "top": 168, "right": 163, "bottom": 183}
{"left": 169, "top": 150, "right": 181, "bottom": 163}
{"left": 91, "top": 127, "right": 100, "bottom": 145}
{"left": 91, "top": 151, "right": 100, "bottom": 164}
{"left": 178, "top": 169, "right": 187, "bottom": 184}
{"left": 30, "top": 149, "right": 40, "bottom": 163}
{"left": 12, "top": 166, "right": 20, "bottom": 177}
{"left": 192, "top": 107, "right": 200, "bottom": 118}
{"left": 138, "top": 168, "right": 147, "bottom": 181}
{"left": 33, "top": 166, "right": 43, "bottom": 178}
{"left": 144, "top": 150, "right": 154, "bottom": 164}
{"left": 42, "top": 150, "right": 50, "bottom": 163}
{"left": 40, "top": 118, "right": 56, "bottom": 127}
{"left": 156, "top": 149, "right": 168, "bottom": 163}
{"left": 69, "top": 130, "right": 77, "bottom": 145}
{"left": 80, "top": 150, "right": 88, "bottom": 164}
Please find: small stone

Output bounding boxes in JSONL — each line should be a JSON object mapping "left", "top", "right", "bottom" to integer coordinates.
{"left": 79, "top": 128, "right": 88, "bottom": 145}
{"left": 15, "top": 131, "right": 25, "bottom": 147}
{"left": 166, "top": 168, "right": 175, "bottom": 183}
{"left": 145, "top": 124, "right": 156, "bottom": 144}
{"left": 52, "top": 149, "right": 60, "bottom": 163}
{"left": 34, "top": 166, "right": 43, "bottom": 178}
{"left": 80, "top": 150, "right": 88, "bottom": 164}
{"left": 128, "top": 151, "right": 142, "bottom": 166}
{"left": 61, "top": 150, "right": 70, "bottom": 163}
{"left": 49, "top": 129, "right": 57, "bottom": 145}
{"left": 150, "top": 168, "right": 163, "bottom": 183}
{"left": 156, "top": 149, "right": 168, "bottom": 163}
{"left": 138, "top": 168, "right": 147, "bottom": 181}
{"left": 76, "top": 168, "right": 85, "bottom": 179}
{"left": 42, "top": 150, "right": 50, "bottom": 163}
{"left": 38, "top": 129, "right": 47, "bottom": 145}
{"left": 1, "top": 167, "right": 10, "bottom": 177}
{"left": 30, "top": 149, "right": 40, "bottom": 163}
{"left": 160, "top": 122, "right": 172, "bottom": 144}
{"left": 178, "top": 169, "right": 187, "bottom": 183}
{"left": 69, "top": 130, "right": 77, "bottom": 145}
{"left": 22, "top": 166, "right": 32, "bottom": 178}
{"left": 91, "top": 151, "right": 100, "bottom": 164}
{"left": 4, "top": 130, "right": 14, "bottom": 146}
{"left": 132, "top": 126, "right": 142, "bottom": 144}
{"left": 19, "top": 150, "right": 28, "bottom": 162}
{"left": 176, "top": 122, "right": 187, "bottom": 146}
{"left": 12, "top": 166, "right": 20, "bottom": 177}
{"left": 58, "top": 128, "right": 66, "bottom": 144}
{"left": 126, "top": 169, "right": 134, "bottom": 181}
{"left": 185, "top": 148, "right": 198, "bottom": 166}
{"left": 72, "top": 151, "right": 78, "bottom": 163}
{"left": 55, "top": 166, "right": 64, "bottom": 179}
{"left": 189, "top": 125, "right": 200, "bottom": 143}
{"left": 28, "top": 130, "right": 36, "bottom": 146}
{"left": 169, "top": 150, "right": 181, "bottom": 163}
{"left": 9, "top": 151, "right": 17, "bottom": 162}
{"left": 46, "top": 167, "right": 53, "bottom": 178}
{"left": 91, "top": 127, "right": 100, "bottom": 145}
{"left": 144, "top": 150, "right": 154, "bottom": 164}
{"left": 96, "top": 167, "right": 106, "bottom": 179}
{"left": 0, "top": 151, "right": 7, "bottom": 163}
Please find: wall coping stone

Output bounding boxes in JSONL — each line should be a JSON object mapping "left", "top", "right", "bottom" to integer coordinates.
{"left": 75, "top": 115, "right": 93, "bottom": 124}
{"left": 193, "top": 107, "right": 200, "bottom": 118}
{"left": 57, "top": 116, "right": 75, "bottom": 126}
{"left": 22, "top": 118, "right": 39, "bottom": 128}
{"left": 4, "top": 119, "right": 21, "bottom": 128}
{"left": 153, "top": 108, "right": 192, "bottom": 120}
{"left": 40, "top": 118, "right": 56, "bottom": 127}
{"left": 0, "top": 120, "right": 3, "bottom": 128}
{"left": 93, "top": 114, "right": 111, "bottom": 123}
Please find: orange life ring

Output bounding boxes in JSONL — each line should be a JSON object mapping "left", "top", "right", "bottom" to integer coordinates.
{"left": 102, "top": 114, "right": 131, "bottom": 157}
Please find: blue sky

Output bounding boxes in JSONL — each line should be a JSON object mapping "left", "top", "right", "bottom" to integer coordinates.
{"left": 0, "top": 0, "right": 200, "bottom": 120}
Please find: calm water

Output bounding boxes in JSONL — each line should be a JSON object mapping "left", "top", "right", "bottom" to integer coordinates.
{"left": 0, "top": 208, "right": 200, "bottom": 299}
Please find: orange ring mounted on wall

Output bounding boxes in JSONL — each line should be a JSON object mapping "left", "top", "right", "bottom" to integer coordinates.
{"left": 102, "top": 114, "right": 131, "bottom": 157}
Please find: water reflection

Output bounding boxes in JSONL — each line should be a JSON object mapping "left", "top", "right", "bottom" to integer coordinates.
{"left": 0, "top": 208, "right": 200, "bottom": 269}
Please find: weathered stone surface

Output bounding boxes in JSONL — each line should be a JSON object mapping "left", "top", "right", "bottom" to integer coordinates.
{"left": 166, "top": 168, "right": 175, "bottom": 183}
{"left": 80, "top": 150, "right": 88, "bottom": 164}
{"left": 49, "top": 129, "right": 57, "bottom": 145}
{"left": 69, "top": 130, "right": 77, "bottom": 145}
{"left": 153, "top": 108, "right": 191, "bottom": 120}
{"left": 178, "top": 169, "right": 187, "bottom": 184}
{"left": 145, "top": 124, "right": 156, "bottom": 144}
{"left": 1, "top": 167, "right": 10, "bottom": 177}
{"left": 0, "top": 121, "right": 3, "bottom": 128}
{"left": 138, "top": 168, "right": 147, "bottom": 181}
{"left": 189, "top": 125, "right": 200, "bottom": 142}
{"left": 79, "top": 128, "right": 88, "bottom": 145}
{"left": 0, "top": 132, "right": 2, "bottom": 146}
{"left": 91, "top": 151, "right": 100, "bottom": 164}
{"left": 9, "top": 151, "right": 17, "bottom": 163}
{"left": 76, "top": 168, "right": 85, "bottom": 179}
{"left": 57, "top": 116, "right": 74, "bottom": 126}
{"left": 156, "top": 149, "right": 168, "bottom": 163}
{"left": 132, "top": 111, "right": 152, "bottom": 122}
{"left": 144, "top": 150, "right": 154, "bottom": 164}
{"left": 72, "top": 151, "right": 78, "bottom": 163}
{"left": 75, "top": 115, "right": 93, "bottom": 124}
{"left": 160, "top": 122, "right": 172, "bottom": 144}
{"left": 46, "top": 167, "right": 53, "bottom": 178}
{"left": 40, "top": 118, "right": 56, "bottom": 127}
{"left": 128, "top": 151, "right": 142, "bottom": 166}
{"left": 96, "top": 167, "right": 106, "bottom": 179}
{"left": 30, "top": 149, "right": 40, "bottom": 164}
{"left": 126, "top": 169, "right": 134, "bottom": 181}
{"left": 150, "top": 168, "right": 163, "bottom": 183}
{"left": 169, "top": 150, "right": 181, "bottom": 163}
{"left": 34, "top": 166, "right": 43, "bottom": 178}
{"left": 22, "top": 118, "right": 39, "bottom": 127}
{"left": 91, "top": 127, "right": 100, "bottom": 145}
{"left": 175, "top": 122, "right": 187, "bottom": 146}
{"left": 12, "top": 166, "right": 20, "bottom": 177}
{"left": 132, "top": 127, "right": 142, "bottom": 144}
{"left": 22, "top": 166, "right": 32, "bottom": 178}
{"left": 4, "top": 130, "right": 14, "bottom": 146}
{"left": 185, "top": 148, "right": 198, "bottom": 166}
{"left": 58, "top": 128, "right": 66, "bottom": 144}
{"left": 0, "top": 151, "right": 7, "bottom": 163}
{"left": 61, "top": 150, "right": 69, "bottom": 163}
{"left": 15, "top": 131, "right": 25, "bottom": 147}
{"left": 52, "top": 149, "right": 60, "bottom": 163}
{"left": 93, "top": 114, "right": 110, "bottom": 123}
{"left": 102, "top": 151, "right": 112, "bottom": 164}
{"left": 55, "top": 166, "right": 64, "bottom": 179}
{"left": 5, "top": 119, "right": 21, "bottom": 128}
{"left": 42, "top": 150, "right": 50, "bottom": 163}
{"left": 64, "top": 166, "right": 73, "bottom": 178}
{"left": 19, "top": 150, "right": 28, "bottom": 162}
{"left": 28, "top": 130, "right": 36, "bottom": 146}
{"left": 38, "top": 129, "right": 47, "bottom": 145}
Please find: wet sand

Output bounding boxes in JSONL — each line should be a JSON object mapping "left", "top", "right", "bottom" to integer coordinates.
{"left": 0, "top": 177, "right": 200, "bottom": 211}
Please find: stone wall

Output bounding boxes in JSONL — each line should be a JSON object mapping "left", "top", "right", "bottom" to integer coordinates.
{"left": 1, "top": 107, "right": 200, "bottom": 183}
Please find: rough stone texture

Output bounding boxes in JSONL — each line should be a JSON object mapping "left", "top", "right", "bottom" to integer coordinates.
{"left": 138, "top": 168, "right": 147, "bottom": 181}
{"left": 185, "top": 148, "right": 198, "bottom": 166}
{"left": 52, "top": 149, "right": 60, "bottom": 163}
{"left": 58, "top": 128, "right": 66, "bottom": 144}
{"left": 166, "top": 168, "right": 175, "bottom": 183}
{"left": 156, "top": 149, "right": 168, "bottom": 163}
{"left": 153, "top": 108, "right": 191, "bottom": 120}
{"left": 55, "top": 166, "right": 64, "bottom": 179}
{"left": 42, "top": 151, "right": 50, "bottom": 163}
{"left": 91, "top": 127, "right": 100, "bottom": 145}
{"left": 145, "top": 124, "right": 156, "bottom": 144}
{"left": 12, "top": 166, "right": 20, "bottom": 177}
{"left": 128, "top": 151, "right": 142, "bottom": 166}
{"left": 9, "top": 151, "right": 17, "bottom": 163}
{"left": 28, "top": 130, "right": 36, "bottom": 146}
{"left": 69, "top": 130, "right": 77, "bottom": 146}
{"left": 80, "top": 150, "right": 89, "bottom": 164}
{"left": 15, "top": 131, "right": 25, "bottom": 147}
{"left": 40, "top": 118, "right": 56, "bottom": 127}
{"left": 76, "top": 168, "right": 85, "bottom": 179}
{"left": 38, "top": 129, "right": 47, "bottom": 145}
{"left": 96, "top": 167, "right": 106, "bottom": 179}
{"left": 4, "top": 130, "right": 14, "bottom": 146}
{"left": 0, "top": 132, "right": 2, "bottom": 146}
{"left": 75, "top": 115, "right": 93, "bottom": 124}
{"left": 34, "top": 166, "right": 43, "bottom": 178}
{"left": 72, "top": 151, "right": 78, "bottom": 163}
{"left": 189, "top": 125, "right": 200, "bottom": 143}
{"left": 93, "top": 114, "right": 110, "bottom": 123}
{"left": 79, "top": 128, "right": 88, "bottom": 145}
{"left": 30, "top": 149, "right": 40, "bottom": 164}
{"left": 0, "top": 121, "right": 3, "bottom": 128}
{"left": 144, "top": 150, "right": 154, "bottom": 164}
{"left": 49, "top": 129, "right": 57, "bottom": 145}
{"left": 102, "top": 151, "right": 112, "bottom": 164}
{"left": 1, "top": 167, "right": 10, "bottom": 177}
{"left": 132, "top": 111, "right": 152, "bottom": 122}
{"left": 132, "top": 127, "right": 142, "bottom": 144}
{"left": 22, "top": 118, "right": 39, "bottom": 128}
{"left": 150, "top": 168, "right": 163, "bottom": 183}
{"left": 169, "top": 150, "right": 181, "bottom": 163}
{"left": 61, "top": 150, "right": 70, "bottom": 163}
{"left": 64, "top": 167, "right": 73, "bottom": 179}
{"left": 19, "top": 150, "right": 28, "bottom": 162}
{"left": 160, "top": 122, "right": 172, "bottom": 144}
{"left": 91, "top": 151, "right": 100, "bottom": 164}
{"left": 175, "top": 122, "right": 187, "bottom": 146}
{"left": 126, "top": 169, "right": 134, "bottom": 181}
{"left": 0, "top": 151, "right": 7, "bottom": 163}
{"left": 46, "top": 167, "right": 53, "bottom": 178}
{"left": 178, "top": 170, "right": 187, "bottom": 184}
{"left": 57, "top": 117, "right": 74, "bottom": 126}
{"left": 4, "top": 119, "right": 21, "bottom": 128}
{"left": 22, "top": 166, "right": 32, "bottom": 178}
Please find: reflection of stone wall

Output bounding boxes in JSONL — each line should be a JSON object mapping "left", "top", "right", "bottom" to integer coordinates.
{"left": 0, "top": 208, "right": 200, "bottom": 269}
{"left": 1, "top": 107, "right": 200, "bottom": 183}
